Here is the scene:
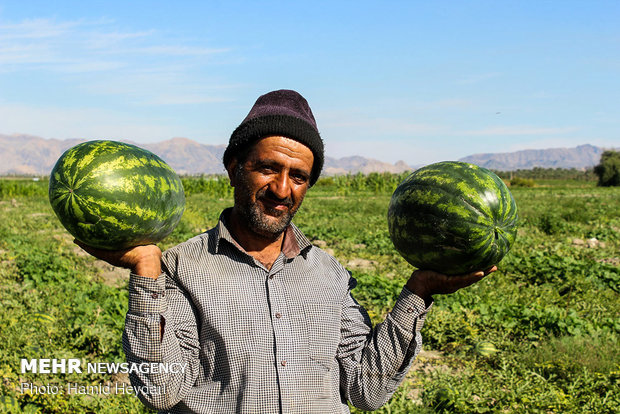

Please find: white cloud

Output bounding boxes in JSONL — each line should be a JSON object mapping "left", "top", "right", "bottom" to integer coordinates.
{"left": 49, "top": 60, "right": 127, "bottom": 73}
{"left": 0, "top": 17, "right": 229, "bottom": 72}
{"left": 0, "top": 16, "right": 238, "bottom": 108}
{"left": 84, "top": 29, "right": 155, "bottom": 49}
{"left": 77, "top": 66, "right": 243, "bottom": 106}
{"left": 425, "top": 98, "right": 474, "bottom": 109}
{"left": 463, "top": 126, "right": 578, "bottom": 136}
{"left": 134, "top": 45, "right": 229, "bottom": 56}
{"left": 0, "top": 44, "right": 48, "bottom": 65}
{"left": 323, "top": 117, "right": 444, "bottom": 135}
{"left": 455, "top": 72, "right": 501, "bottom": 85}
{"left": 145, "top": 94, "right": 234, "bottom": 106}
{"left": 319, "top": 108, "right": 449, "bottom": 137}
{"left": 0, "top": 102, "right": 179, "bottom": 142}
{"left": 326, "top": 139, "right": 437, "bottom": 165}
{"left": 0, "top": 18, "right": 88, "bottom": 40}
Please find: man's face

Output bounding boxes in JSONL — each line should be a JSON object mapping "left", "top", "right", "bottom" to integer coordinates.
{"left": 229, "top": 136, "right": 314, "bottom": 240}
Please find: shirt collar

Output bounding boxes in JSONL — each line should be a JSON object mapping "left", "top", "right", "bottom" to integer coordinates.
{"left": 214, "top": 208, "right": 312, "bottom": 259}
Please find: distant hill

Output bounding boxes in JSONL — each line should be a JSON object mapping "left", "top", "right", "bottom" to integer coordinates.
{"left": 1, "top": 134, "right": 614, "bottom": 176}
{"left": 323, "top": 156, "right": 411, "bottom": 175}
{"left": 459, "top": 144, "right": 608, "bottom": 171}
{"left": 0, "top": 134, "right": 410, "bottom": 176}
{"left": 141, "top": 138, "right": 227, "bottom": 175}
{"left": 0, "top": 134, "right": 84, "bottom": 175}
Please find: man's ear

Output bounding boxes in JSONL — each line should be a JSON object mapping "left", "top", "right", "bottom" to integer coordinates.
{"left": 226, "top": 159, "right": 238, "bottom": 187}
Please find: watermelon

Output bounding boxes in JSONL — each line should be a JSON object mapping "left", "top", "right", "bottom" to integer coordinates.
{"left": 30, "top": 312, "right": 56, "bottom": 324}
{"left": 434, "top": 386, "right": 458, "bottom": 410}
{"left": 475, "top": 341, "right": 499, "bottom": 356}
{"left": 49, "top": 140, "right": 185, "bottom": 250}
{"left": 388, "top": 161, "right": 517, "bottom": 275}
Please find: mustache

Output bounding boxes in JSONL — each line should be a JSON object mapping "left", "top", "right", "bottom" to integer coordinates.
{"left": 258, "top": 189, "right": 293, "bottom": 208}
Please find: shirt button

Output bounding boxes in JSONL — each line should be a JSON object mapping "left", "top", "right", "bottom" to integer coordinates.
{"left": 269, "top": 275, "right": 274, "bottom": 279}
{"left": 407, "top": 307, "right": 415, "bottom": 313}
{"left": 151, "top": 293, "right": 159, "bottom": 299}
{"left": 275, "top": 312, "right": 282, "bottom": 319}
{"left": 281, "top": 360, "right": 287, "bottom": 367}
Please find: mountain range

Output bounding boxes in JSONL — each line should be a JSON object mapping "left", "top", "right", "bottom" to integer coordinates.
{"left": 0, "top": 134, "right": 613, "bottom": 176}
{"left": 0, "top": 134, "right": 414, "bottom": 176}
{"left": 459, "top": 144, "right": 607, "bottom": 171}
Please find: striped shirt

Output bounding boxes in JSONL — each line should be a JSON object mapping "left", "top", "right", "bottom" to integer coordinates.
{"left": 123, "top": 209, "right": 431, "bottom": 413}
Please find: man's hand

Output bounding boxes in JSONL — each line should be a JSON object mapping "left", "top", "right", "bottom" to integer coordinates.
{"left": 405, "top": 266, "right": 497, "bottom": 303}
{"left": 74, "top": 240, "right": 163, "bottom": 279}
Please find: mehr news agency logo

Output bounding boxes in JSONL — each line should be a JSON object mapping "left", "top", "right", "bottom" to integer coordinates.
{"left": 19, "top": 358, "right": 187, "bottom": 396}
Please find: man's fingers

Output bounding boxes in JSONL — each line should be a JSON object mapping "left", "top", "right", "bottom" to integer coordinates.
{"left": 452, "top": 273, "right": 484, "bottom": 290}
{"left": 407, "top": 265, "right": 498, "bottom": 298}
{"left": 449, "top": 266, "right": 497, "bottom": 291}
{"left": 73, "top": 239, "right": 128, "bottom": 267}
{"left": 73, "top": 240, "right": 163, "bottom": 276}
{"left": 465, "top": 265, "right": 497, "bottom": 278}
{"left": 74, "top": 239, "right": 105, "bottom": 258}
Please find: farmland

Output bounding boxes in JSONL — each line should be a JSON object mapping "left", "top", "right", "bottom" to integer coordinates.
{"left": 0, "top": 174, "right": 619, "bottom": 413}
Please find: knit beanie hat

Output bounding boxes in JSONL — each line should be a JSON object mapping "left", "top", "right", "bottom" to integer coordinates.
{"left": 223, "top": 89, "right": 324, "bottom": 186}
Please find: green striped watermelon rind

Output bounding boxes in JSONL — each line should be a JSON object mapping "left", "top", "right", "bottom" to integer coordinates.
{"left": 475, "top": 341, "right": 499, "bottom": 356}
{"left": 49, "top": 140, "right": 185, "bottom": 250}
{"left": 388, "top": 161, "right": 518, "bottom": 275}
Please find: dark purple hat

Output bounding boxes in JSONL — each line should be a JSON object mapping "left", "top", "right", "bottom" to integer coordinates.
{"left": 223, "top": 89, "right": 324, "bottom": 186}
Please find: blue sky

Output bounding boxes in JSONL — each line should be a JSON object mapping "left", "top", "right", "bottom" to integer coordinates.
{"left": 1, "top": 0, "right": 619, "bottom": 165}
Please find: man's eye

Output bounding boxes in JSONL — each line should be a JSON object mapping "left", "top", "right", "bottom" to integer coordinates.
{"left": 291, "top": 174, "right": 308, "bottom": 184}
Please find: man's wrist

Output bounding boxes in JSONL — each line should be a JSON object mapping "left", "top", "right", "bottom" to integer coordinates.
{"left": 407, "top": 287, "right": 433, "bottom": 307}
{"left": 405, "top": 273, "right": 433, "bottom": 305}
{"left": 131, "top": 259, "right": 162, "bottom": 279}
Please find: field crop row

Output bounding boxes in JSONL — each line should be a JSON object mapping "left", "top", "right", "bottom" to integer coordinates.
{"left": 0, "top": 176, "right": 618, "bottom": 413}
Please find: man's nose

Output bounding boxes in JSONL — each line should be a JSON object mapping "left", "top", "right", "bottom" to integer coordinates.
{"left": 269, "top": 172, "right": 291, "bottom": 200}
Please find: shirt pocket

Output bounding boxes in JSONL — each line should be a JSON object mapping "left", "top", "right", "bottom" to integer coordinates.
{"left": 303, "top": 302, "right": 341, "bottom": 370}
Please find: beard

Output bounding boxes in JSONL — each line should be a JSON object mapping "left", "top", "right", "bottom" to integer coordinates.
{"left": 233, "top": 171, "right": 303, "bottom": 240}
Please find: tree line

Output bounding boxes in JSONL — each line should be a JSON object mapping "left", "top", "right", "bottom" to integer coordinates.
{"left": 2, "top": 151, "right": 619, "bottom": 197}
{"left": 492, "top": 150, "right": 619, "bottom": 187}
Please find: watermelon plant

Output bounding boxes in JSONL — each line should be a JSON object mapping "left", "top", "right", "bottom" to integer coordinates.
{"left": 387, "top": 161, "right": 518, "bottom": 275}
{"left": 1, "top": 174, "right": 619, "bottom": 413}
{"left": 48, "top": 140, "right": 185, "bottom": 250}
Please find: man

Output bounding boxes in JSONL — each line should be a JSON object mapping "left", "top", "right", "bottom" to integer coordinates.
{"left": 82, "top": 90, "right": 495, "bottom": 413}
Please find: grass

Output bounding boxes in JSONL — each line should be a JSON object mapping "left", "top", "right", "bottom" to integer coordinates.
{"left": 0, "top": 176, "right": 618, "bottom": 413}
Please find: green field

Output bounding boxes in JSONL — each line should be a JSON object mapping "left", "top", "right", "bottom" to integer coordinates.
{"left": 0, "top": 175, "right": 619, "bottom": 413}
